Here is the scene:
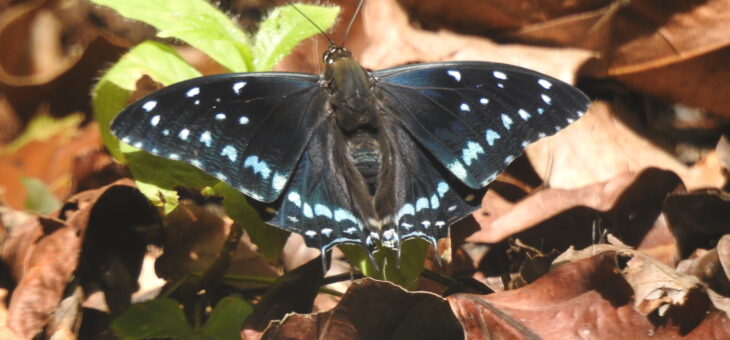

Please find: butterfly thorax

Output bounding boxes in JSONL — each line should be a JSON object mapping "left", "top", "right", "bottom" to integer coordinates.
{"left": 323, "top": 45, "right": 383, "bottom": 195}
{"left": 323, "top": 45, "right": 379, "bottom": 132}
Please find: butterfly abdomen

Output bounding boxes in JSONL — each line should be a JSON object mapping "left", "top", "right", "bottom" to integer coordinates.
{"left": 346, "top": 131, "right": 381, "bottom": 194}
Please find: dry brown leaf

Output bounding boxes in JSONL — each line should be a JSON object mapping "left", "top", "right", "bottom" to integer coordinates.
{"left": 1, "top": 211, "right": 79, "bottom": 338}
{"left": 280, "top": 0, "right": 591, "bottom": 84}
{"left": 554, "top": 238, "right": 701, "bottom": 317}
{"left": 613, "top": 48, "right": 730, "bottom": 117}
{"left": 397, "top": 0, "right": 607, "bottom": 36}
{"left": 242, "top": 257, "right": 324, "bottom": 337}
{"left": 0, "top": 121, "right": 102, "bottom": 210}
{"left": 468, "top": 168, "right": 680, "bottom": 247}
{"left": 155, "top": 198, "right": 279, "bottom": 289}
{"left": 663, "top": 188, "right": 730, "bottom": 258}
{"left": 451, "top": 250, "right": 729, "bottom": 339}
{"left": 257, "top": 278, "right": 463, "bottom": 340}
{"left": 527, "top": 101, "right": 725, "bottom": 190}
{"left": 0, "top": 180, "right": 161, "bottom": 337}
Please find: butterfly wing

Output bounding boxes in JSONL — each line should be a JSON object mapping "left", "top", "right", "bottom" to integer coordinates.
{"left": 374, "top": 62, "right": 590, "bottom": 189}
{"left": 375, "top": 115, "right": 485, "bottom": 249}
{"left": 111, "top": 72, "right": 328, "bottom": 202}
{"left": 251, "top": 120, "right": 376, "bottom": 253}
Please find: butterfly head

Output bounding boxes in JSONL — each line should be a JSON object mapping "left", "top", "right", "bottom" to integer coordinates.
{"left": 323, "top": 44, "right": 352, "bottom": 65}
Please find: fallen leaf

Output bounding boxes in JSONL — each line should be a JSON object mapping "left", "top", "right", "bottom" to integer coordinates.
{"left": 258, "top": 279, "right": 463, "bottom": 340}
{"left": 451, "top": 250, "right": 729, "bottom": 339}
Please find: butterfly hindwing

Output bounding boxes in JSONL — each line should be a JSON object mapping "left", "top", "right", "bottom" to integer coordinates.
{"left": 111, "top": 73, "right": 328, "bottom": 202}
{"left": 376, "top": 115, "right": 486, "bottom": 248}
{"left": 252, "top": 120, "right": 376, "bottom": 253}
{"left": 374, "top": 62, "right": 590, "bottom": 189}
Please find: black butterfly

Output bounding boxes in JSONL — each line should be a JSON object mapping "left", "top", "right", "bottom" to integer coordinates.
{"left": 111, "top": 43, "right": 590, "bottom": 265}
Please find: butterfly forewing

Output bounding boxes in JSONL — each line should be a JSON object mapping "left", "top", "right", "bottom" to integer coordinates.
{"left": 374, "top": 62, "right": 590, "bottom": 189}
{"left": 111, "top": 73, "right": 328, "bottom": 202}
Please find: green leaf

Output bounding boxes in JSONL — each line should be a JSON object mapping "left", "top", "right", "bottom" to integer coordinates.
{"left": 199, "top": 295, "right": 253, "bottom": 340}
{"left": 126, "top": 151, "right": 220, "bottom": 214}
{"left": 341, "top": 239, "right": 428, "bottom": 289}
{"left": 21, "top": 177, "right": 61, "bottom": 214}
{"left": 213, "top": 182, "right": 289, "bottom": 261}
{"left": 90, "top": 0, "right": 252, "bottom": 72}
{"left": 1, "top": 114, "right": 83, "bottom": 154}
{"left": 92, "top": 41, "right": 200, "bottom": 161}
{"left": 253, "top": 4, "right": 340, "bottom": 71}
{"left": 111, "top": 298, "right": 193, "bottom": 339}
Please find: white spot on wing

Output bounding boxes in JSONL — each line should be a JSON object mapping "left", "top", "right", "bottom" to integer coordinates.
{"left": 305, "top": 230, "right": 317, "bottom": 238}
{"left": 480, "top": 97, "right": 489, "bottom": 105}
{"left": 243, "top": 155, "right": 271, "bottom": 179}
{"left": 162, "top": 129, "right": 170, "bottom": 136}
{"left": 238, "top": 116, "right": 249, "bottom": 125}
{"left": 334, "top": 209, "right": 358, "bottom": 224}
{"left": 396, "top": 203, "right": 415, "bottom": 221}
{"left": 169, "top": 153, "right": 180, "bottom": 160}
{"left": 541, "top": 94, "right": 552, "bottom": 105}
{"left": 186, "top": 87, "right": 200, "bottom": 97}
{"left": 485, "top": 129, "right": 500, "bottom": 146}
{"left": 518, "top": 109, "right": 531, "bottom": 120}
{"left": 460, "top": 103, "right": 470, "bottom": 112}
{"left": 538, "top": 79, "right": 552, "bottom": 89}
{"left": 150, "top": 115, "right": 160, "bottom": 126}
{"left": 437, "top": 182, "right": 449, "bottom": 197}
{"left": 142, "top": 100, "right": 157, "bottom": 112}
{"left": 215, "top": 113, "right": 226, "bottom": 120}
{"left": 199, "top": 130, "right": 212, "bottom": 147}
{"left": 287, "top": 192, "right": 302, "bottom": 207}
{"left": 221, "top": 145, "right": 237, "bottom": 162}
{"left": 447, "top": 70, "right": 462, "bottom": 81}
{"left": 321, "top": 228, "right": 333, "bottom": 237}
{"left": 501, "top": 114, "right": 513, "bottom": 129}
{"left": 233, "top": 81, "right": 247, "bottom": 94}
{"left": 303, "top": 203, "right": 313, "bottom": 218}
{"left": 178, "top": 128, "right": 190, "bottom": 140}
{"left": 415, "top": 197, "right": 429, "bottom": 211}
{"left": 504, "top": 155, "right": 515, "bottom": 164}
{"left": 448, "top": 161, "right": 468, "bottom": 181}
{"left": 314, "top": 204, "right": 333, "bottom": 218}
{"left": 461, "top": 141, "right": 484, "bottom": 166}
{"left": 272, "top": 173, "right": 287, "bottom": 191}
{"left": 493, "top": 71, "right": 507, "bottom": 79}
{"left": 430, "top": 194, "right": 440, "bottom": 210}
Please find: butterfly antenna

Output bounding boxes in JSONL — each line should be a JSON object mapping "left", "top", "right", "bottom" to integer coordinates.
{"left": 284, "top": 0, "right": 335, "bottom": 46}
{"left": 342, "top": 0, "right": 364, "bottom": 47}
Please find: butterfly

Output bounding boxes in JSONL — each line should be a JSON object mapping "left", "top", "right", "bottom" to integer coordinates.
{"left": 111, "top": 40, "right": 590, "bottom": 266}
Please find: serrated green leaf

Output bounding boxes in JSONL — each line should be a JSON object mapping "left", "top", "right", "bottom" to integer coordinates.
{"left": 213, "top": 182, "right": 289, "bottom": 261}
{"left": 2, "top": 114, "right": 83, "bottom": 154}
{"left": 199, "top": 295, "right": 253, "bottom": 340}
{"left": 111, "top": 298, "right": 193, "bottom": 339}
{"left": 92, "top": 41, "right": 200, "bottom": 161}
{"left": 253, "top": 4, "right": 339, "bottom": 71}
{"left": 91, "top": 0, "right": 252, "bottom": 72}
{"left": 21, "top": 177, "right": 61, "bottom": 214}
{"left": 341, "top": 239, "right": 428, "bottom": 289}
